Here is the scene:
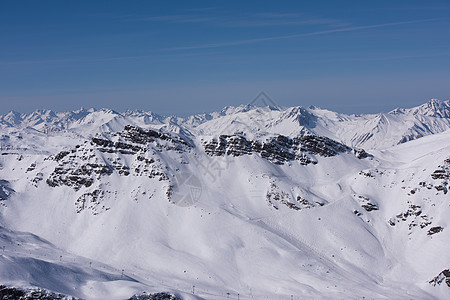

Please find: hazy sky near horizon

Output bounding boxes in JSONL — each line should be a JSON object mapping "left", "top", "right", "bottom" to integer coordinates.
{"left": 1, "top": 0, "right": 449, "bottom": 116}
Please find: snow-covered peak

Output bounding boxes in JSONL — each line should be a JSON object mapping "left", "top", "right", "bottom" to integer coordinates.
{"left": 1, "top": 99, "right": 449, "bottom": 149}
{"left": 186, "top": 99, "right": 450, "bottom": 149}
{"left": 122, "top": 109, "right": 164, "bottom": 125}
{"left": 281, "top": 106, "right": 317, "bottom": 127}
{"left": 390, "top": 99, "right": 450, "bottom": 118}
{"left": 411, "top": 99, "right": 450, "bottom": 118}
{"left": 220, "top": 104, "right": 256, "bottom": 115}
{"left": 1, "top": 111, "right": 23, "bottom": 127}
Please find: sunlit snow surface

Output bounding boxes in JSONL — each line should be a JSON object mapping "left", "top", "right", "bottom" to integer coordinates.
{"left": 0, "top": 100, "right": 449, "bottom": 299}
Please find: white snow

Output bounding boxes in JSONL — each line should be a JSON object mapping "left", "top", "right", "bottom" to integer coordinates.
{"left": 0, "top": 99, "right": 449, "bottom": 299}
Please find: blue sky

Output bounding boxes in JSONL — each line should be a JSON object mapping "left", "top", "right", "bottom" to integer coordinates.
{"left": 1, "top": 0, "right": 449, "bottom": 116}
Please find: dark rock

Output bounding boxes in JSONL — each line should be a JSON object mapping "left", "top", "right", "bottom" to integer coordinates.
{"left": 0, "top": 285, "right": 79, "bottom": 300}
{"left": 203, "top": 133, "right": 349, "bottom": 165}
{"left": 427, "top": 226, "right": 444, "bottom": 236}
{"left": 362, "top": 203, "right": 378, "bottom": 211}
{"left": 120, "top": 125, "right": 192, "bottom": 151}
{"left": 76, "top": 189, "right": 105, "bottom": 214}
{"left": 54, "top": 151, "right": 70, "bottom": 161}
{"left": 0, "top": 285, "right": 25, "bottom": 299}
{"left": 390, "top": 204, "right": 433, "bottom": 231}
{"left": 0, "top": 180, "right": 14, "bottom": 202}
{"left": 429, "top": 269, "right": 450, "bottom": 287}
{"left": 26, "top": 162, "right": 36, "bottom": 172}
{"left": 435, "top": 185, "right": 448, "bottom": 194}
{"left": 354, "top": 194, "right": 378, "bottom": 211}
{"left": 129, "top": 292, "right": 180, "bottom": 300}
{"left": 353, "top": 149, "right": 371, "bottom": 159}
{"left": 265, "top": 183, "right": 318, "bottom": 210}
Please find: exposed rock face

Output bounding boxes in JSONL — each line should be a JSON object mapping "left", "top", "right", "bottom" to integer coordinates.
{"left": 45, "top": 144, "right": 114, "bottom": 191}
{"left": 92, "top": 125, "right": 191, "bottom": 154}
{"left": 429, "top": 269, "right": 450, "bottom": 287}
{"left": 45, "top": 126, "right": 185, "bottom": 191}
{"left": 410, "top": 157, "right": 450, "bottom": 196}
{"left": 0, "top": 180, "right": 14, "bottom": 206}
{"left": 128, "top": 292, "right": 180, "bottom": 300}
{"left": 353, "top": 149, "right": 371, "bottom": 159}
{"left": 353, "top": 194, "right": 379, "bottom": 212}
{"left": 430, "top": 158, "right": 449, "bottom": 194}
{"left": 76, "top": 189, "right": 106, "bottom": 214}
{"left": 358, "top": 169, "right": 385, "bottom": 178}
{"left": 266, "top": 182, "right": 292, "bottom": 210}
{"left": 46, "top": 159, "right": 113, "bottom": 191}
{"left": 119, "top": 125, "right": 192, "bottom": 152}
{"left": 265, "top": 181, "right": 324, "bottom": 210}
{"left": 0, "top": 285, "right": 79, "bottom": 300}
{"left": 203, "top": 134, "right": 351, "bottom": 165}
{"left": 41, "top": 125, "right": 195, "bottom": 214}
{"left": 389, "top": 203, "right": 433, "bottom": 232}
{"left": 427, "top": 226, "right": 444, "bottom": 236}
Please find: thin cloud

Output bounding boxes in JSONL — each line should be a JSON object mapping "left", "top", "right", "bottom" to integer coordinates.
{"left": 122, "top": 14, "right": 214, "bottom": 24}
{"left": 166, "top": 18, "right": 448, "bottom": 51}
{"left": 0, "top": 51, "right": 217, "bottom": 66}
{"left": 0, "top": 56, "right": 154, "bottom": 66}
{"left": 221, "top": 18, "right": 345, "bottom": 28}
{"left": 222, "top": 12, "right": 346, "bottom": 28}
{"left": 124, "top": 11, "right": 346, "bottom": 28}
{"left": 184, "top": 7, "right": 218, "bottom": 12}
{"left": 306, "top": 52, "right": 450, "bottom": 64}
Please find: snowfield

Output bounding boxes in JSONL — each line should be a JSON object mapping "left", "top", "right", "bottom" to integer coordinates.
{"left": 0, "top": 99, "right": 449, "bottom": 299}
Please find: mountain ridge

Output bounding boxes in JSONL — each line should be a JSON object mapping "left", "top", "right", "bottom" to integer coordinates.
{"left": 0, "top": 99, "right": 449, "bottom": 299}
{"left": 1, "top": 99, "right": 448, "bottom": 150}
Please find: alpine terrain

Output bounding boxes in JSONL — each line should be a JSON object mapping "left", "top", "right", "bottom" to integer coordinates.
{"left": 0, "top": 99, "right": 449, "bottom": 299}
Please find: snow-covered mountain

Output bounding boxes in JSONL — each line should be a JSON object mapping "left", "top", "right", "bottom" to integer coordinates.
{"left": 0, "top": 99, "right": 449, "bottom": 299}
{"left": 1, "top": 99, "right": 448, "bottom": 150}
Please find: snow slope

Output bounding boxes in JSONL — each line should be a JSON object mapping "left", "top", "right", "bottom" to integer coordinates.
{"left": 0, "top": 100, "right": 449, "bottom": 299}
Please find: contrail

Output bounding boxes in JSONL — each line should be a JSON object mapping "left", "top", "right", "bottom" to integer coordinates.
{"left": 166, "top": 18, "right": 448, "bottom": 51}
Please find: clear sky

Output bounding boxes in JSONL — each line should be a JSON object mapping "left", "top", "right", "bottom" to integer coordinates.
{"left": 1, "top": 0, "right": 449, "bottom": 116}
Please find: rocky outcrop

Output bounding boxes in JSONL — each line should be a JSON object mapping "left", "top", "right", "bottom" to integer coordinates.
{"left": 46, "top": 159, "right": 113, "bottom": 191}
{"left": 46, "top": 126, "right": 186, "bottom": 192}
{"left": 429, "top": 269, "right": 450, "bottom": 287}
{"left": 265, "top": 181, "right": 324, "bottom": 210}
{"left": 427, "top": 226, "right": 444, "bottom": 236}
{"left": 203, "top": 134, "right": 351, "bottom": 165}
{"left": 92, "top": 125, "right": 192, "bottom": 155}
{"left": 353, "top": 194, "right": 378, "bottom": 211}
{"left": 430, "top": 158, "right": 449, "bottom": 194}
{"left": 410, "top": 158, "right": 450, "bottom": 196}
{"left": 119, "top": 125, "right": 192, "bottom": 152}
{"left": 129, "top": 292, "right": 180, "bottom": 300}
{"left": 389, "top": 203, "right": 433, "bottom": 231}
{"left": 0, "top": 180, "right": 14, "bottom": 205}
{"left": 0, "top": 285, "right": 79, "bottom": 300}
{"left": 43, "top": 125, "right": 191, "bottom": 213}
{"left": 76, "top": 189, "right": 106, "bottom": 214}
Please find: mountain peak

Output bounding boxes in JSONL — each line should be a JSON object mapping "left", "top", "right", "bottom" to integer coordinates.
{"left": 3, "top": 111, "right": 23, "bottom": 126}
{"left": 99, "top": 108, "right": 121, "bottom": 115}
{"left": 413, "top": 99, "right": 449, "bottom": 118}
{"left": 389, "top": 99, "right": 449, "bottom": 118}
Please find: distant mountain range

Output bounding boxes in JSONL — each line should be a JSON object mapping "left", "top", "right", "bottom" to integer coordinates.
{"left": 1, "top": 99, "right": 449, "bottom": 150}
{"left": 0, "top": 99, "right": 449, "bottom": 299}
